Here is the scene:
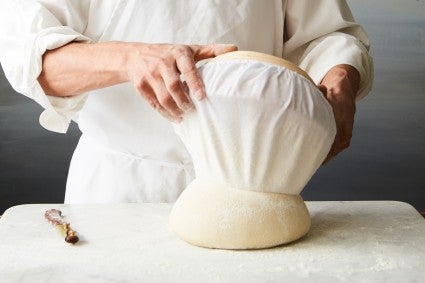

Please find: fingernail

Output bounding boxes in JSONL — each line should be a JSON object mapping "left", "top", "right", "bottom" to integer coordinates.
{"left": 194, "top": 90, "right": 205, "bottom": 100}
{"left": 221, "top": 43, "right": 237, "bottom": 48}
{"left": 216, "top": 44, "right": 238, "bottom": 54}
{"left": 181, "top": 103, "right": 195, "bottom": 113}
{"left": 159, "top": 109, "right": 178, "bottom": 122}
{"left": 174, "top": 116, "right": 183, "bottom": 123}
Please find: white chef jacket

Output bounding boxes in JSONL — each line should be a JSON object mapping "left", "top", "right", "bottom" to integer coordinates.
{"left": 0, "top": 0, "right": 373, "bottom": 203}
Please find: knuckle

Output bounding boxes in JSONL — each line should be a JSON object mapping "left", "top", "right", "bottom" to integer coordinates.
{"left": 167, "top": 79, "right": 181, "bottom": 93}
{"left": 333, "top": 86, "right": 343, "bottom": 94}
{"left": 184, "top": 64, "right": 197, "bottom": 74}
{"left": 158, "top": 94, "right": 174, "bottom": 106}
{"left": 134, "top": 79, "right": 148, "bottom": 92}
{"left": 147, "top": 65, "right": 161, "bottom": 77}
{"left": 174, "top": 45, "right": 190, "bottom": 56}
{"left": 158, "top": 57, "right": 168, "bottom": 66}
{"left": 158, "top": 56, "right": 175, "bottom": 68}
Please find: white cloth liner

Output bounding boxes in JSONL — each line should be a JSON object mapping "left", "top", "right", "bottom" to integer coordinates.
{"left": 174, "top": 59, "right": 336, "bottom": 195}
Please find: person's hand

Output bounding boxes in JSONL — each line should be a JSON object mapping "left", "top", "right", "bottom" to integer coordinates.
{"left": 125, "top": 43, "right": 238, "bottom": 122}
{"left": 318, "top": 64, "right": 360, "bottom": 163}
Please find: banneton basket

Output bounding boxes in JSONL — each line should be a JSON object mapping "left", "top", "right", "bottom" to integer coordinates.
{"left": 170, "top": 51, "right": 336, "bottom": 249}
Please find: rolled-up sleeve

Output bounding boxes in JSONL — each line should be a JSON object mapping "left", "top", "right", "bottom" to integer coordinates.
{"left": 0, "top": 0, "right": 92, "bottom": 133}
{"left": 283, "top": 0, "right": 374, "bottom": 100}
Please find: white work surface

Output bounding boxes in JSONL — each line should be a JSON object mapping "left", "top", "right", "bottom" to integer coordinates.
{"left": 0, "top": 201, "right": 424, "bottom": 283}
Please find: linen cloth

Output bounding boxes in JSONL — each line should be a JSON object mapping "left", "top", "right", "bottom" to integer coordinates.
{"left": 175, "top": 58, "right": 336, "bottom": 194}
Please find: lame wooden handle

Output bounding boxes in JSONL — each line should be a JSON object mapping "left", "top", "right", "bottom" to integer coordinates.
{"left": 45, "top": 209, "right": 79, "bottom": 244}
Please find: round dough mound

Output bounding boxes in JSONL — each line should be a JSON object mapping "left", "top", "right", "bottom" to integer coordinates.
{"left": 170, "top": 179, "right": 311, "bottom": 250}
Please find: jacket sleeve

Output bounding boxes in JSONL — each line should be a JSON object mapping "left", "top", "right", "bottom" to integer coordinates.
{"left": 0, "top": 0, "right": 92, "bottom": 133}
{"left": 283, "top": 0, "right": 374, "bottom": 100}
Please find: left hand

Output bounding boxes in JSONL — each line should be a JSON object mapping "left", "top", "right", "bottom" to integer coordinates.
{"left": 318, "top": 64, "right": 360, "bottom": 163}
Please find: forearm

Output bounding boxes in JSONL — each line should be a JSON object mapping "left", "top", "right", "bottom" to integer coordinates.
{"left": 38, "top": 41, "right": 131, "bottom": 97}
{"left": 38, "top": 40, "right": 237, "bottom": 121}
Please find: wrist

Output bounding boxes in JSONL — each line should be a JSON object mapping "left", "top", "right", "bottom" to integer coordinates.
{"left": 107, "top": 41, "right": 136, "bottom": 83}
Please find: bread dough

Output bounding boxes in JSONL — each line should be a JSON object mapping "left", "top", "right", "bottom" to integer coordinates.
{"left": 169, "top": 179, "right": 311, "bottom": 250}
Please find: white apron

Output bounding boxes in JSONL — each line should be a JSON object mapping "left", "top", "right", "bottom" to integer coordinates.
{"left": 64, "top": 0, "right": 286, "bottom": 203}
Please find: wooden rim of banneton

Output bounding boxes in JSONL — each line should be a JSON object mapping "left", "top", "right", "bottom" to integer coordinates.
{"left": 210, "top": 50, "right": 315, "bottom": 84}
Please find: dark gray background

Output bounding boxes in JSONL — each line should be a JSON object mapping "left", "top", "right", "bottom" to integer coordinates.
{"left": 1, "top": 0, "right": 424, "bottom": 214}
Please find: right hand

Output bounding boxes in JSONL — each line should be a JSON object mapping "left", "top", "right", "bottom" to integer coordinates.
{"left": 125, "top": 43, "right": 238, "bottom": 122}
{"left": 318, "top": 64, "right": 360, "bottom": 164}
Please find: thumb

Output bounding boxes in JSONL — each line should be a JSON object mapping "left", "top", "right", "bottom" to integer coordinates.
{"left": 191, "top": 44, "right": 238, "bottom": 62}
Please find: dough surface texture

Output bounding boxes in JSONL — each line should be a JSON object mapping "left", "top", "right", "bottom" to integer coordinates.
{"left": 170, "top": 179, "right": 311, "bottom": 249}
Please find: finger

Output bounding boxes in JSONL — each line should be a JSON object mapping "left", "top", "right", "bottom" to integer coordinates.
{"left": 160, "top": 64, "right": 195, "bottom": 113}
{"left": 135, "top": 81, "right": 178, "bottom": 122}
{"left": 175, "top": 51, "right": 206, "bottom": 100}
{"left": 317, "top": 84, "right": 327, "bottom": 98}
{"left": 323, "top": 119, "right": 353, "bottom": 164}
{"left": 340, "top": 123, "right": 353, "bottom": 149}
{"left": 323, "top": 136, "right": 340, "bottom": 164}
{"left": 337, "top": 123, "right": 353, "bottom": 153}
{"left": 152, "top": 80, "right": 184, "bottom": 120}
{"left": 191, "top": 44, "right": 238, "bottom": 61}
{"left": 176, "top": 44, "right": 238, "bottom": 101}
{"left": 323, "top": 151, "right": 336, "bottom": 164}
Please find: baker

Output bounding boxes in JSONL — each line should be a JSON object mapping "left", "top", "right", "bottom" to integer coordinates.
{"left": 0, "top": 0, "right": 373, "bottom": 204}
